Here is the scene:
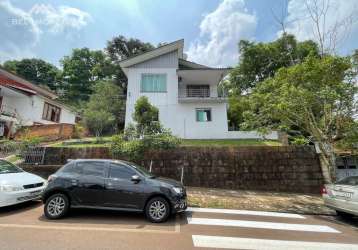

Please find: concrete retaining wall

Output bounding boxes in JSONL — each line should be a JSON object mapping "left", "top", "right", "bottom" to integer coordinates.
{"left": 22, "top": 146, "right": 323, "bottom": 193}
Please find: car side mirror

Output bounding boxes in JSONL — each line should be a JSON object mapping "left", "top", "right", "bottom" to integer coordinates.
{"left": 131, "top": 175, "right": 141, "bottom": 183}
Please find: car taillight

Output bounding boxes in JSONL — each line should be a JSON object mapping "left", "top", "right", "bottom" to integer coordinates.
{"left": 320, "top": 186, "right": 327, "bottom": 195}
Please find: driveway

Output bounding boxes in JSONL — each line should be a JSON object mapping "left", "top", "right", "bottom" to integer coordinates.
{"left": 0, "top": 201, "right": 358, "bottom": 250}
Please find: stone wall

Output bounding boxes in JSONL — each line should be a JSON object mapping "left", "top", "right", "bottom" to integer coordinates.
{"left": 23, "top": 146, "right": 323, "bottom": 193}
{"left": 15, "top": 123, "right": 74, "bottom": 141}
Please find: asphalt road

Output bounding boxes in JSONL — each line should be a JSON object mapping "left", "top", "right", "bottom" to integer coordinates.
{"left": 0, "top": 201, "right": 358, "bottom": 250}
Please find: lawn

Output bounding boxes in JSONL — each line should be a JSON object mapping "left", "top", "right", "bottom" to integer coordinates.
{"left": 5, "top": 155, "right": 22, "bottom": 164}
{"left": 49, "top": 137, "right": 112, "bottom": 148}
{"left": 181, "top": 139, "right": 281, "bottom": 147}
{"left": 48, "top": 137, "right": 281, "bottom": 148}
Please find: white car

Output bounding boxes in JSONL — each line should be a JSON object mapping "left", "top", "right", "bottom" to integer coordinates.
{"left": 0, "top": 159, "right": 46, "bottom": 207}
{"left": 322, "top": 175, "right": 358, "bottom": 217}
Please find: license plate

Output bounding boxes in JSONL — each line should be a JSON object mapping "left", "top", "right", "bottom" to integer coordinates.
{"left": 334, "top": 191, "right": 353, "bottom": 199}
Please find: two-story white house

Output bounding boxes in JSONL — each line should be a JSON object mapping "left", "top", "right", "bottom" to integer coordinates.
{"left": 120, "top": 39, "right": 278, "bottom": 140}
{"left": 0, "top": 67, "right": 76, "bottom": 138}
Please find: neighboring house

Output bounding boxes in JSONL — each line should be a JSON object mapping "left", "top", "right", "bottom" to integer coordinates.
{"left": 120, "top": 39, "right": 278, "bottom": 140}
{"left": 0, "top": 67, "right": 76, "bottom": 138}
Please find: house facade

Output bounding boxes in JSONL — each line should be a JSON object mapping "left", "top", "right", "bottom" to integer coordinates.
{"left": 0, "top": 67, "right": 76, "bottom": 138}
{"left": 120, "top": 39, "right": 278, "bottom": 140}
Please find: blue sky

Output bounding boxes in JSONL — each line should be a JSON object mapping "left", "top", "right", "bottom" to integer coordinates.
{"left": 1, "top": 0, "right": 357, "bottom": 67}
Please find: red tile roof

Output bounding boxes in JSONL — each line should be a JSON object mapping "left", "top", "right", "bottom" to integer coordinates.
{"left": 0, "top": 74, "right": 36, "bottom": 94}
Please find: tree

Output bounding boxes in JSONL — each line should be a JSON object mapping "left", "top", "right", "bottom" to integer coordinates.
{"left": 242, "top": 55, "right": 357, "bottom": 183}
{"left": 83, "top": 81, "right": 124, "bottom": 136}
{"left": 303, "top": 0, "right": 356, "bottom": 56}
{"left": 60, "top": 48, "right": 115, "bottom": 105}
{"left": 227, "top": 95, "right": 250, "bottom": 130}
{"left": 106, "top": 35, "right": 154, "bottom": 92}
{"left": 132, "top": 96, "right": 160, "bottom": 136}
{"left": 2, "top": 59, "right": 61, "bottom": 91}
{"left": 229, "top": 35, "right": 319, "bottom": 93}
{"left": 111, "top": 96, "right": 180, "bottom": 161}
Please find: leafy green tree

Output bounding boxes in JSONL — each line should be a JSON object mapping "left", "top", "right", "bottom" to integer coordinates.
{"left": 227, "top": 95, "right": 250, "bottom": 130}
{"left": 83, "top": 81, "right": 124, "bottom": 136}
{"left": 106, "top": 35, "right": 154, "bottom": 92}
{"left": 242, "top": 55, "right": 357, "bottom": 183}
{"left": 2, "top": 59, "right": 61, "bottom": 91}
{"left": 230, "top": 34, "right": 319, "bottom": 93}
{"left": 61, "top": 48, "right": 115, "bottom": 104}
{"left": 83, "top": 109, "right": 115, "bottom": 138}
{"left": 111, "top": 96, "right": 180, "bottom": 161}
{"left": 132, "top": 96, "right": 160, "bottom": 136}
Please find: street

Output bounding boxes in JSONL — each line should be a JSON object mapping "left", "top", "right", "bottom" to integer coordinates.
{"left": 0, "top": 201, "right": 358, "bottom": 250}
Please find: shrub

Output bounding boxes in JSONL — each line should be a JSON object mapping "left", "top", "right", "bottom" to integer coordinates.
{"left": 111, "top": 135, "right": 144, "bottom": 161}
{"left": 72, "top": 123, "right": 86, "bottom": 139}
{"left": 110, "top": 97, "right": 181, "bottom": 161}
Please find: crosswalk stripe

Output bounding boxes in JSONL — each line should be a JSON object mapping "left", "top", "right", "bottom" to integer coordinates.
{"left": 187, "top": 217, "right": 340, "bottom": 233}
{"left": 192, "top": 235, "right": 358, "bottom": 250}
{"left": 187, "top": 207, "right": 305, "bottom": 219}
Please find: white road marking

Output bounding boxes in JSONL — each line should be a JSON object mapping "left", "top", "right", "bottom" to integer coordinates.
{"left": 192, "top": 235, "right": 358, "bottom": 250}
{"left": 187, "top": 207, "right": 305, "bottom": 219}
{"left": 187, "top": 217, "right": 340, "bottom": 233}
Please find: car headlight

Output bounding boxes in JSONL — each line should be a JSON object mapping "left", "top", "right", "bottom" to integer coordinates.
{"left": 172, "top": 187, "right": 183, "bottom": 194}
{"left": 0, "top": 185, "right": 23, "bottom": 192}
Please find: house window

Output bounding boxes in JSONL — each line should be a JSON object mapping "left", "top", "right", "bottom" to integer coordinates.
{"left": 141, "top": 74, "right": 167, "bottom": 92}
{"left": 196, "top": 108, "right": 211, "bottom": 122}
{"left": 42, "top": 102, "right": 61, "bottom": 122}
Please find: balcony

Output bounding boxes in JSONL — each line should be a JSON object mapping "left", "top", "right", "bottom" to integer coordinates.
{"left": 0, "top": 105, "right": 17, "bottom": 119}
{"left": 178, "top": 85, "right": 228, "bottom": 103}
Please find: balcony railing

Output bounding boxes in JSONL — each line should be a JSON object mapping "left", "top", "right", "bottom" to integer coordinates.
{"left": 0, "top": 105, "right": 17, "bottom": 118}
{"left": 178, "top": 85, "right": 228, "bottom": 103}
{"left": 186, "top": 86, "right": 210, "bottom": 98}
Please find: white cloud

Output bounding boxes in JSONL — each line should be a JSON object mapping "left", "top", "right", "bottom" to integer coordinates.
{"left": 29, "top": 4, "right": 91, "bottom": 34}
{"left": 0, "top": 0, "right": 91, "bottom": 62}
{"left": 186, "top": 0, "right": 257, "bottom": 67}
{"left": 284, "top": 0, "right": 358, "bottom": 54}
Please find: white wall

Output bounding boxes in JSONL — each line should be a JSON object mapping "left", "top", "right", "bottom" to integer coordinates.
{"left": 1, "top": 87, "right": 76, "bottom": 125}
{"left": 125, "top": 67, "right": 230, "bottom": 139}
{"left": 124, "top": 53, "right": 278, "bottom": 140}
{"left": 226, "top": 131, "right": 278, "bottom": 140}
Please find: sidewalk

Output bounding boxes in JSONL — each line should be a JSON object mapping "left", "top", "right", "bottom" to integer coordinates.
{"left": 187, "top": 187, "right": 335, "bottom": 215}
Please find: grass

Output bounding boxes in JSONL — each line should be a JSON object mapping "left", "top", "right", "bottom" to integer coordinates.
{"left": 5, "top": 155, "right": 22, "bottom": 164}
{"left": 181, "top": 139, "right": 281, "bottom": 147}
{"left": 49, "top": 137, "right": 112, "bottom": 148}
{"left": 48, "top": 137, "right": 281, "bottom": 148}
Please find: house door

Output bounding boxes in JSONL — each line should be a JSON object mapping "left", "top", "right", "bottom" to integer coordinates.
{"left": 0, "top": 96, "right": 3, "bottom": 110}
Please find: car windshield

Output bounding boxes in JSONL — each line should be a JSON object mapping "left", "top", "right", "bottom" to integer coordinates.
{"left": 0, "top": 160, "right": 23, "bottom": 174}
{"left": 124, "top": 161, "right": 155, "bottom": 178}
{"left": 335, "top": 176, "right": 358, "bottom": 186}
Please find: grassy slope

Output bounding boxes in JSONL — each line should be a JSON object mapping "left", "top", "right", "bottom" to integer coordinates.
{"left": 181, "top": 139, "right": 281, "bottom": 147}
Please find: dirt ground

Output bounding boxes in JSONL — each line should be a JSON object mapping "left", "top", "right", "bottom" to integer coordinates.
{"left": 187, "top": 187, "right": 335, "bottom": 215}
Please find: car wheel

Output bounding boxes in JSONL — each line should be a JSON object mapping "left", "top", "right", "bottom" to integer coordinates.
{"left": 145, "top": 197, "right": 170, "bottom": 223}
{"left": 44, "top": 193, "right": 69, "bottom": 219}
{"left": 336, "top": 210, "right": 352, "bottom": 218}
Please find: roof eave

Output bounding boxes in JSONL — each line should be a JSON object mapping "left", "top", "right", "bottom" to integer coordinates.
{"left": 119, "top": 39, "right": 184, "bottom": 70}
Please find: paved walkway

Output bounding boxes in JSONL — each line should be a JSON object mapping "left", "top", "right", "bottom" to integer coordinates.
{"left": 187, "top": 187, "right": 335, "bottom": 215}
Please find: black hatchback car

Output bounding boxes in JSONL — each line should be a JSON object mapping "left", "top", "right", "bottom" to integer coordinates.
{"left": 42, "top": 159, "right": 187, "bottom": 223}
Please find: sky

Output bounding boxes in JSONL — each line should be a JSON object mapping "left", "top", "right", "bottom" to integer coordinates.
{"left": 0, "top": 0, "right": 357, "bottom": 68}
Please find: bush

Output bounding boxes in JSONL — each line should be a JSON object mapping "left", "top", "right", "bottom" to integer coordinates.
{"left": 72, "top": 124, "right": 86, "bottom": 139}
{"left": 110, "top": 97, "right": 181, "bottom": 161}
{"left": 111, "top": 135, "right": 144, "bottom": 161}
{"left": 142, "top": 131, "right": 181, "bottom": 150}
